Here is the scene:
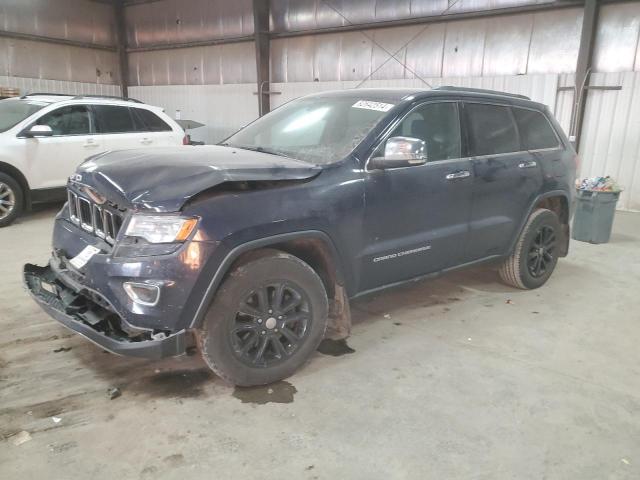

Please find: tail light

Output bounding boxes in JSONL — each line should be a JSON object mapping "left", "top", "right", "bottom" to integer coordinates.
{"left": 182, "top": 134, "right": 190, "bottom": 145}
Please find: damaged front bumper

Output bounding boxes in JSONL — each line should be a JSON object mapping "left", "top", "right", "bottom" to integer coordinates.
{"left": 24, "top": 263, "right": 186, "bottom": 359}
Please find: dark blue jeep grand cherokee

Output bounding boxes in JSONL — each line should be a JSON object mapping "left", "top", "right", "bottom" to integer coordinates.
{"left": 24, "top": 87, "right": 576, "bottom": 386}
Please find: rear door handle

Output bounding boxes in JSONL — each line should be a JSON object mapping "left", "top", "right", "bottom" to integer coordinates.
{"left": 140, "top": 138, "right": 153, "bottom": 145}
{"left": 445, "top": 170, "right": 471, "bottom": 180}
{"left": 83, "top": 139, "right": 99, "bottom": 148}
{"left": 519, "top": 160, "right": 537, "bottom": 169}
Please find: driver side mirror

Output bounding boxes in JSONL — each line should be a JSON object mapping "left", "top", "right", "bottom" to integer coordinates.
{"left": 23, "top": 125, "right": 53, "bottom": 138}
{"left": 369, "top": 136, "right": 427, "bottom": 170}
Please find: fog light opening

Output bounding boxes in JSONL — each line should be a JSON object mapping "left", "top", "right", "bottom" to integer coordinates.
{"left": 123, "top": 282, "right": 161, "bottom": 306}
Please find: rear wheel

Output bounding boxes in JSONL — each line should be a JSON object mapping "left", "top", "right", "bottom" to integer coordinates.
{"left": 198, "top": 250, "right": 328, "bottom": 386}
{"left": 0, "top": 173, "right": 23, "bottom": 228}
{"left": 499, "top": 208, "right": 561, "bottom": 289}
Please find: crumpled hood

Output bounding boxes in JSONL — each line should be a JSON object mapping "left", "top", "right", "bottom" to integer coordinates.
{"left": 75, "top": 145, "right": 321, "bottom": 212}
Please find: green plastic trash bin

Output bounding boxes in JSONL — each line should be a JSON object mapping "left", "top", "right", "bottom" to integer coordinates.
{"left": 571, "top": 190, "right": 620, "bottom": 244}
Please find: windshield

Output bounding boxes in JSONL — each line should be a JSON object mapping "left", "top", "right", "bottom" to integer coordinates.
{"left": 0, "top": 98, "right": 48, "bottom": 133}
{"left": 224, "top": 96, "right": 397, "bottom": 164}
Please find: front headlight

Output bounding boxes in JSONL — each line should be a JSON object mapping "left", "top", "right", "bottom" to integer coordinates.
{"left": 124, "top": 215, "right": 198, "bottom": 243}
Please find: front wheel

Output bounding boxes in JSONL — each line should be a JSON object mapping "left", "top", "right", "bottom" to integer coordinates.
{"left": 197, "top": 250, "right": 328, "bottom": 386}
{"left": 499, "top": 208, "right": 561, "bottom": 289}
{"left": 0, "top": 173, "right": 23, "bottom": 228}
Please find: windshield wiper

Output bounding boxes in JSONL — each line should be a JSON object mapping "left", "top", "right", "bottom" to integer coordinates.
{"left": 226, "top": 144, "right": 294, "bottom": 159}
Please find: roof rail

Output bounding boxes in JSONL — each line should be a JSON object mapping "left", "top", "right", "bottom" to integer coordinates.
{"left": 19, "top": 92, "right": 143, "bottom": 103}
{"left": 19, "top": 92, "right": 73, "bottom": 99}
{"left": 433, "top": 86, "right": 530, "bottom": 100}
{"left": 71, "top": 94, "right": 143, "bottom": 103}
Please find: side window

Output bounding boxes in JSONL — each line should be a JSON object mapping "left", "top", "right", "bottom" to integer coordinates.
{"left": 465, "top": 103, "right": 519, "bottom": 156}
{"left": 35, "top": 105, "right": 91, "bottom": 136}
{"left": 93, "top": 105, "right": 135, "bottom": 133}
{"left": 390, "top": 102, "right": 461, "bottom": 162}
{"left": 512, "top": 108, "right": 559, "bottom": 150}
{"left": 132, "top": 108, "right": 172, "bottom": 132}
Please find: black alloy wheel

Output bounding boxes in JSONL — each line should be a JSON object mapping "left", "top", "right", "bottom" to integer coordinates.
{"left": 198, "top": 250, "right": 328, "bottom": 386}
{"left": 498, "top": 208, "right": 561, "bottom": 289}
{"left": 230, "top": 282, "right": 312, "bottom": 368}
{"left": 527, "top": 225, "right": 556, "bottom": 278}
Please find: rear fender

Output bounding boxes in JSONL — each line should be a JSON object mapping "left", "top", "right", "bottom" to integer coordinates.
{"left": 508, "top": 190, "right": 571, "bottom": 257}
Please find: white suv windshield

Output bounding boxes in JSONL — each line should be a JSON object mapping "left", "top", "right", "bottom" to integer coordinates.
{"left": 0, "top": 99, "right": 49, "bottom": 133}
{"left": 224, "top": 96, "right": 396, "bottom": 164}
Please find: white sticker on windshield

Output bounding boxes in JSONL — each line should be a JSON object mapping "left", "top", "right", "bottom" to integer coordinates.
{"left": 352, "top": 100, "right": 394, "bottom": 112}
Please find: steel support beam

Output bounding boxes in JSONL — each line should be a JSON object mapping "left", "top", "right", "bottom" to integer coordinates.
{"left": 126, "top": 36, "right": 254, "bottom": 53}
{"left": 0, "top": 30, "right": 116, "bottom": 52}
{"left": 573, "top": 0, "right": 600, "bottom": 152}
{"left": 253, "top": 0, "right": 271, "bottom": 116}
{"left": 270, "top": 1, "right": 584, "bottom": 39}
{"left": 114, "top": 0, "right": 130, "bottom": 98}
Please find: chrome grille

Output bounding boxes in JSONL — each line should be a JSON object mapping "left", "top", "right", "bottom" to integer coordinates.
{"left": 67, "top": 189, "right": 123, "bottom": 244}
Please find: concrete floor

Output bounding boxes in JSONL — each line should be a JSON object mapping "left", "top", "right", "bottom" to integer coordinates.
{"left": 1, "top": 203, "right": 639, "bottom": 480}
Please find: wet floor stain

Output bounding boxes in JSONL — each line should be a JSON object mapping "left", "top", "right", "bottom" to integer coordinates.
{"left": 163, "top": 453, "right": 185, "bottom": 467}
{"left": 48, "top": 441, "right": 78, "bottom": 454}
{"left": 140, "top": 368, "right": 214, "bottom": 398}
{"left": 233, "top": 380, "right": 297, "bottom": 404}
{"left": 393, "top": 322, "right": 402, "bottom": 326}
{"left": 317, "top": 338, "right": 355, "bottom": 357}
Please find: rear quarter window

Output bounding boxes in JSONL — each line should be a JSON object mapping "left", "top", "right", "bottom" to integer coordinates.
{"left": 132, "top": 108, "right": 172, "bottom": 132}
{"left": 512, "top": 108, "right": 560, "bottom": 150}
{"left": 464, "top": 103, "right": 519, "bottom": 156}
{"left": 93, "top": 105, "right": 136, "bottom": 133}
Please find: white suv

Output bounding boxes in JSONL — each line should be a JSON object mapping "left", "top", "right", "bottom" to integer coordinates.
{"left": 0, "top": 94, "right": 185, "bottom": 226}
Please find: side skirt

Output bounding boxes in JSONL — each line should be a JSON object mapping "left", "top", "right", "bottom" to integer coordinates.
{"left": 352, "top": 254, "right": 504, "bottom": 300}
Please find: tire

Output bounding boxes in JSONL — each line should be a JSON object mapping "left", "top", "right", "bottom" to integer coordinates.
{"left": 499, "top": 208, "right": 561, "bottom": 290}
{"left": 0, "top": 173, "right": 23, "bottom": 228}
{"left": 197, "top": 249, "right": 328, "bottom": 386}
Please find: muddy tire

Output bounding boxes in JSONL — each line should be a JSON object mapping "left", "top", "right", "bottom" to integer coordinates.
{"left": 499, "top": 208, "right": 561, "bottom": 290}
{"left": 0, "top": 173, "right": 23, "bottom": 228}
{"left": 197, "top": 249, "right": 328, "bottom": 386}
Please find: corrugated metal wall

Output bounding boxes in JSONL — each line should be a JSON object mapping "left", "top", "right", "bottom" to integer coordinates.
{"left": 128, "top": 42, "right": 256, "bottom": 86}
{"left": 269, "top": 0, "right": 560, "bottom": 32}
{"left": 270, "top": 8, "right": 583, "bottom": 82}
{"left": 0, "top": 0, "right": 116, "bottom": 46}
{"left": 125, "top": 0, "right": 254, "bottom": 48}
{"left": 592, "top": 2, "right": 640, "bottom": 73}
{"left": 129, "top": 84, "right": 259, "bottom": 144}
{"left": 0, "top": 75, "right": 121, "bottom": 97}
{"left": 0, "top": 38, "right": 119, "bottom": 85}
{"left": 0, "top": 0, "right": 119, "bottom": 85}
{"left": 579, "top": 71, "right": 640, "bottom": 211}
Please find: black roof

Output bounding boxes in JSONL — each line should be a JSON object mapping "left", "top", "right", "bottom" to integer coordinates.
{"left": 432, "top": 86, "right": 530, "bottom": 100}
{"left": 308, "top": 86, "right": 543, "bottom": 109}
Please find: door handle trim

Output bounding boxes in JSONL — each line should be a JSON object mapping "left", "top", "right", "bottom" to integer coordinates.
{"left": 445, "top": 170, "right": 471, "bottom": 180}
{"left": 518, "top": 160, "right": 537, "bottom": 169}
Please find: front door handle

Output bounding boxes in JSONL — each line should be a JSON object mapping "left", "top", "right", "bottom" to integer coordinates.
{"left": 519, "top": 160, "right": 537, "bottom": 169}
{"left": 140, "top": 138, "right": 153, "bottom": 145}
{"left": 445, "top": 170, "right": 471, "bottom": 180}
{"left": 83, "top": 139, "right": 99, "bottom": 148}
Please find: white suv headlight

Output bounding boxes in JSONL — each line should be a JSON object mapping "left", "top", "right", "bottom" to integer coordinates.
{"left": 124, "top": 215, "right": 198, "bottom": 244}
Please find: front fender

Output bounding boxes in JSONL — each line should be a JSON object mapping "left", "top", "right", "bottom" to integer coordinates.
{"left": 184, "top": 230, "right": 345, "bottom": 330}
